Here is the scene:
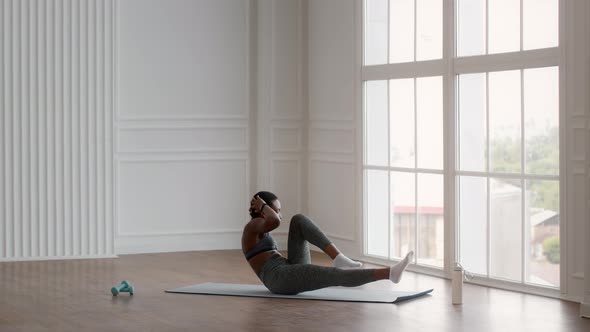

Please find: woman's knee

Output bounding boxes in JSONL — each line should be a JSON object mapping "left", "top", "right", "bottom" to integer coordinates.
{"left": 290, "top": 213, "right": 307, "bottom": 223}
{"left": 290, "top": 214, "right": 309, "bottom": 228}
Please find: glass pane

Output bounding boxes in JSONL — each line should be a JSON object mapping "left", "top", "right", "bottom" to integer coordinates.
{"left": 367, "top": 170, "right": 389, "bottom": 257}
{"left": 390, "top": 0, "right": 414, "bottom": 63}
{"left": 524, "top": 67, "right": 559, "bottom": 175}
{"left": 417, "top": 173, "right": 444, "bottom": 267}
{"left": 416, "top": 0, "right": 443, "bottom": 61}
{"left": 417, "top": 76, "right": 443, "bottom": 169}
{"left": 365, "top": 0, "right": 388, "bottom": 65}
{"left": 365, "top": 80, "right": 388, "bottom": 166}
{"left": 457, "top": 0, "right": 486, "bottom": 56}
{"left": 390, "top": 172, "right": 416, "bottom": 260}
{"left": 489, "top": 0, "right": 520, "bottom": 54}
{"left": 489, "top": 70, "right": 521, "bottom": 173}
{"left": 390, "top": 79, "right": 415, "bottom": 168}
{"left": 523, "top": 0, "right": 558, "bottom": 50}
{"left": 525, "top": 180, "right": 559, "bottom": 287}
{"left": 458, "top": 73, "right": 487, "bottom": 172}
{"left": 490, "top": 178, "right": 522, "bottom": 282}
{"left": 459, "top": 176, "right": 487, "bottom": 275}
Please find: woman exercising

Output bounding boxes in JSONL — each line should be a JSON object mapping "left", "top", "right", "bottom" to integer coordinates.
{"left": 242, "top": 191, "right": 413, "bottom": 295}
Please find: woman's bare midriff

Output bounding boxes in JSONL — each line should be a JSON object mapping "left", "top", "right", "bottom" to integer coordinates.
{"left": 247, "top": 250, "right": 282, "bottom": 275}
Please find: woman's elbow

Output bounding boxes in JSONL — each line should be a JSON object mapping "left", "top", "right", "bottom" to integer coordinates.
{"left": 267, "top": 217, "right": 281, "bottom": 231}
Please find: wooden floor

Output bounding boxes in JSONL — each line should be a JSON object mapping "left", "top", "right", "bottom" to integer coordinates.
{"left": 0, "top": 251, "right": 588, "bottom": 332}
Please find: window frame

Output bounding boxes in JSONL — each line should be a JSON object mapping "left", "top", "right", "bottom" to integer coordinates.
{"left": 359, "top": 0, "right": 564, "bottom": 298}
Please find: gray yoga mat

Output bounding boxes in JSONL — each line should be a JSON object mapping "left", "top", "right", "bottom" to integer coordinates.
{"left": 166, "top": 282, "right": 433, "bottom": 303}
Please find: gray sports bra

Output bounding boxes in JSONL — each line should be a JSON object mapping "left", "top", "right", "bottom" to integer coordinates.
{"left": 244, "top": 233, "right": 278, "bottom": 260}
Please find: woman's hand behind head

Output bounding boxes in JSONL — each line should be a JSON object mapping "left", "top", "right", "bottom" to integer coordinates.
{"left": 249, "top": 191, "right": 280, "bottom": 220}
{"left": 251, "top": 195, "right": 267, "bottom": 212}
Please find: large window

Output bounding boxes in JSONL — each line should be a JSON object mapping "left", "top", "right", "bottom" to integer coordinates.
{"left": 363, "top": 0, "right": 560, "bottom": 288}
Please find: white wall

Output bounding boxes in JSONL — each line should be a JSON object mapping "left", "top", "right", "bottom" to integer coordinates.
{"left": 0, "top": 0, "right": 116, "bottom": 261}
{"left": 115, "top": 0, "right": 252, "bottom": 254}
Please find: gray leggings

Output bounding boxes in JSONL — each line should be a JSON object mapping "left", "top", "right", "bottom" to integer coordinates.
{"left": 258, "top": 214, "right": 377, "bottom": 295}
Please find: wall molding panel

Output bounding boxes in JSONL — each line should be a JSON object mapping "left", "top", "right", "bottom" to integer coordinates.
{"left": 116, "top": 114, "right": 249, "bottom": 122}
{"left": 116, "top": 0, "right": 250, "bottom": 122}
{"left": 0, "top": 0, "right": 115, "bottom": 260}
{"left": 114, "top": 155, "right": 250, "bottom": 254}
{"left": 270, "top": 126, "right": 302, "bottom": 153}
{"left": 309, "top": 127, "right": 355, "bottom": 154}
{"left": 115, "top": 232, "right": 243, "bottom": 255}
{"left": 118, "top": 229, "right": 244, "bottom": 238}
{"left": 117, "top": 126, "right": 249, "bottom": 153}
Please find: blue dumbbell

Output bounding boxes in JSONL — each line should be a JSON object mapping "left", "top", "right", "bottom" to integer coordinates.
{"left": 111, "top": 280, "right": 134, "bottom": 296}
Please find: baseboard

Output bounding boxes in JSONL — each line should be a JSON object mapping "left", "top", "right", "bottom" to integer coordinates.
{"left": 581, "top": 301, "right": 590, "bottom": 318}
{"left": 0, "top": 254, "right": 118, "bottom": 262}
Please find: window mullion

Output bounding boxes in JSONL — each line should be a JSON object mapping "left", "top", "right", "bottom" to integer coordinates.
{"left": 520, "top": 0, "right": 523, "bottom": 51}
{"left": 443, "top": 0, "right": 456, "bottom": 274}
{"left": 520, "top": 69, "right": 525, "bottom": 284}
{"left": 413, "top": 77, "right": 418, "bottom": 264}
{"left": 486, "top": 72, "right": 490, "bottom": 278}
{"left": 387, "top": 79, "right": 391, "bottom": 261}
{"left": 387, "top": 0, "right": 391, "bottom": 261}
{"left": 454, "top": 48, "right": 560, "bottom": 75}
{"left": 485, "top": 0, "right": 489, "bottom": 54}
{"left": 387, "top": 0, "right": 390, "bottom": 63}
{"left": 413, "top": 0, "right": 417, "bottom": 62}
{"left": 456, "top": 170, "right": 559, "bottom": 181}
{"left": 362, "top": 60, "right": 446, "bottom": 81}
